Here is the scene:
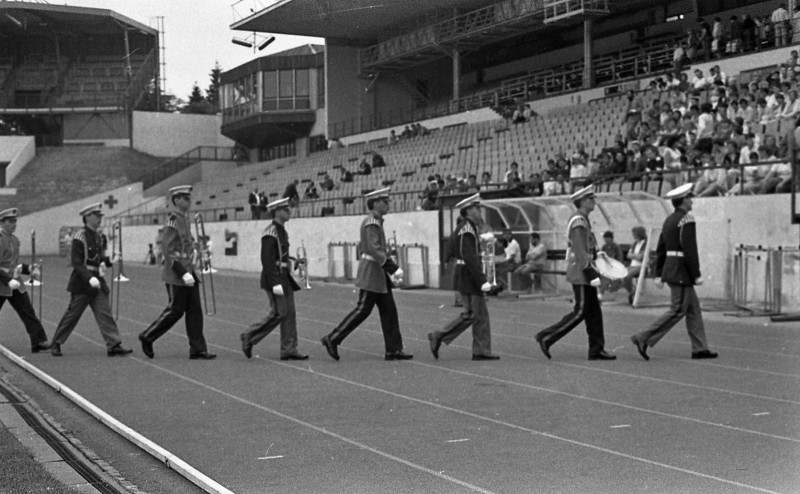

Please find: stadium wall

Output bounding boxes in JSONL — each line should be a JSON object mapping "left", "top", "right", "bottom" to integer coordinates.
{"left": 142, "top": 160, "right": 239, "bottom": 198}
{"left": 0, "top": 136, "right": 35, "bottom": 185}
{"left": 132, "top": 112, "right": 234, "bottom": 158}
{"left": 18, "top": 183, "right": 145, "bottom": 257}
{"left": 63, "top": 113, "right": 129, "bottom": 146}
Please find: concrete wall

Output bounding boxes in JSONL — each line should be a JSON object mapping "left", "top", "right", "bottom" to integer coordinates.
{"left": 132, "top": 111, "right": 234, "bottom": 158}
{"left": 63, "top": 113, "right": 129, "bottom": 143}
{"left": 0, "top": 136, "right": 35, "bottom": 185}
{"left": 18, "top": 183, "right": 145, "bottom": 257}
{"left": 121, "top": 209, "right": 442, "bottom": 288}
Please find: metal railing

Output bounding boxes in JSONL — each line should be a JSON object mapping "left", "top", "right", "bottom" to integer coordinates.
{"left": 137, "top": 146, "right": 243, "bottom": 190}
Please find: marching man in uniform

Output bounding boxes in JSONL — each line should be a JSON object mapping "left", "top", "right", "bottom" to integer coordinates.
{"left": 240, "top": 197, "right": 308, "bottom": 360}
{"left": 139, "top": 186, "right": 216, "bottom": 360}
{"left": 428, "top": 194, "right": 499, "bottom": 360}
{"left": 535, "top": 186, "right": 616, "bottom": 361}
{"left": 321, "top": 188, "right": 412, "bottom": 361}
{"left": 630, "top": 183, "right": 718, "bottom": 360}
{"left": 50, "top": 204, "right": 132, "bottom": 357}
{"left": 0, "top": 208, "right": 49, "bottom": 352}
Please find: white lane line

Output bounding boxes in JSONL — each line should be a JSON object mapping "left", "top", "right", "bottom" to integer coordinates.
{"left": 752, "top": 412, "right": 771, "bottom": 416}
{"left": 610, "top": 425, "right": 631, "bottom": 429}
{"left": 446, "top": 439, "right": 470, "bottom": 443}
{"left": 257, "top": 456, "right": 284, "bottom": 460}
{"left": 100, "top": 288, "right": 800, "bottom": 408}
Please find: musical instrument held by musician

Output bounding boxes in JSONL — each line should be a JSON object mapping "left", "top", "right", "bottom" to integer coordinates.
{"left": 296, "top": 240, "right": 311, "bottom": 289}
{"left": 194, "top": 213, "right": 217, "bottom": 315}
{"left": 480, "top": 233, "right": 498, "bottom": 286}
{"left": 593, "top": 252, "right": 628, "bottom": 280}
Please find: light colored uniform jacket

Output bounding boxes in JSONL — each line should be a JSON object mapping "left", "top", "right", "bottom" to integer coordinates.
{"left": 355, "top": 212, "right": 399, "bottom": 294}
{"left": 565, "top": 211, "right": 599, "bottom": 285}
{"left": 161, "top": 210, "right": 197, "bottom": 286}
{"left": 0, "top": 230, "right": 27, "bottom": 297}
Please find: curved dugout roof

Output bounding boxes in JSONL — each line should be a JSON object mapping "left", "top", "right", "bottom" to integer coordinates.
{"left": 0, "top": 2, "right": 157, "bottom": 36}
{"left": 481, "top": 192, "right": 670, "bottom": 247}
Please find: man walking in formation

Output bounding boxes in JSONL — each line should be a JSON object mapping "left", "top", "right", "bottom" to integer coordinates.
{"left": 630, "top": 183, "right": 718, "bottom": 361}
{"left": 0, "top": 208, "right": 49, "bottom": 353}
{"left": 139, "top": 186, "right": 216, "bottom": 360}
{"left": 428, "top": 194, "right": 499, "bottom": 361}
{"left": 240, "top": 197, "right": 308, "bottom": 361}
{"left": 50, "top": 204, "right": 132, "bottom": 357}
{"left": 535, "top": 186, "right": 616, "bottom": 361}
{"left": 321, "top": 188, "right": 412, "bottom": 361}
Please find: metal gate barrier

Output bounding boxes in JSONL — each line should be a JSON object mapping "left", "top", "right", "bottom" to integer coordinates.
{"left": 327, "top": 242, "right": 430, "bottom": 288}
{"left": 327, "top": 242, "right": 359, "bottom": 281}
{"left": 733, "top": 245, "right": 800, "bottom": 315}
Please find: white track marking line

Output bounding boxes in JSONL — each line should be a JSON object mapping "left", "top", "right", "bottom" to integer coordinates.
{"left": 446, "top": 439, "right": 470, "bottom": 443}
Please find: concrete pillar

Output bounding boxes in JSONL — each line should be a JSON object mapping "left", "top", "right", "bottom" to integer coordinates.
{"left": 452, "top": 46, "right": 461, "bottom": 101}
{"left": 583, "top": 19, "right": 594, "bottom": 89}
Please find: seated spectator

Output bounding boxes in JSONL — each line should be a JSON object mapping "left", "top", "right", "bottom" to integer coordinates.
{"left": 494, "top": 229, "right": 521, "bottom": 291}
{"left": 569, "top": 155, "right": 590, "bottom": 191}
{"left": 388, "top": 130, "right": 398, "bottom": 145}
{"left": 455, "top": 173, "right": 469, "bottom": 193}
{"left": 512, "top": 104, "right": 528, "bottom": 124}
{"left": 732, "top": 150, "right": 767, "bottom": 194}
{"left": 419, "top": 180, "right": 440, "bottom": 210}
{"left": 691, "top": 69, "right": 709, "bottom": 90}
{"left": 661, "top": 136, "right": 684, "bottom": 188}
{"left": 693, "top": 153, "right": 728, "bottom": 196}
{"left": 514, "top": 232, "right": 547, "bottom": 292}
{"left": 525, "top": 172, "right": 544, "bottom": 196}
{"left": 465, "top": 174, "right": 480, "bottom": 192}
{"left": 480, "top": 171, "right": 492, "bottom": 188}
{"left": 400, "top": 125, "right": 412, "bottom": 139}
{"left": 760, "top": 156, "right": 793, "bottom": 193}
{"left": 726, "top": 15, "right": 742, "bottom": 54}
{"left": 248, "top": 188, "right": 263, "bottom": 220}
{"left": 304, "top": 181, "right": 319, "bottom": 200}
{"left": 504, "top": 162, "right": 521, "bottom": 183}
{"left": 283, "top": 180, "right": 300, "bottom": 207}
{"left": 320, "top": 172, "right": 335, "bottom": 191}
{"left": 599, "top": 231, "right": 624, "bottom": 299}
{"left": 358, "top": 158, "right": 372, "bottom": 175}
{"left": 340, "top": 168, "right": 354, "bottom": 183}
{"left": 372, "top": 151, "right": 386, "bottom": 168}
{"left": 442, "top": 175, "right": 459, "bottom": 195}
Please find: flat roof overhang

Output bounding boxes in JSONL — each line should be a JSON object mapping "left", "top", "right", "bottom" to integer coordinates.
{"left": 221, "top": 111, "right": 316, "bottom": 149}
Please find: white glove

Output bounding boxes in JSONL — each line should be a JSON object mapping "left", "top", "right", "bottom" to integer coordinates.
{"left": 590, "top": 278, "right": 602, "bottom": 288}
{"left": 31, "top": 264, "right": 41, "bottom": 281}
{"left": 393, "top": 268, "right": 404, "bottom": 280}
{"left": 8, "top": 279, "right": 21, "bottom": 291}
{"left": 89, "top": 277, "right": 101, "bottom": 289}
{"left": 481, "top": 282, "right": 492, "bottom": 292}
{"left": 695, "top": 277, "right": 703, "bottom": 285}
{"left": 654, "top": 279, "right": 664, "bottom": 289}
{"left": 182, "top": 273, "right": 195, "bottom": 286}
{"left": 479, "top": 233, "right": 496, "bottom": 241}
{"left": 110, "top": 254, "right": 121, "bottom": 265}
{"left": 272, "top": 284, "right": 284, "bottom": 296}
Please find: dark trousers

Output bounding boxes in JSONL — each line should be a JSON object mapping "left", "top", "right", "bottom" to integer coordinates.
{"left": 326, "top": 282, "right": 403, "bottom": 353}
{"left": 536, "top": 284, "right": 606, "bottom": 356}
{"left": 0, "top": 291, "right": 48, "bottom": 347}
{"left": 634, "top": 283, "right": 708, "bottom": 353}
{"left": 140, "top": 284, "right": 207, "bottom": 356}
{"left": 242, "top": 288, "right": 298, "bottom": 356}
{"left": 52, "top": 290, "right": 122, "bottom": 349}
{"left": 435, "top": 293, "right": 492, "bottom": 356}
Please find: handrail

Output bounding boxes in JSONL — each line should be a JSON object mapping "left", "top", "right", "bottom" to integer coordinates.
{"left": 137, "top": 145, "right": 243, "bottom": 190}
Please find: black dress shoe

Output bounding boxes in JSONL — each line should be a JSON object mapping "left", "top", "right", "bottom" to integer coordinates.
{"left": 280, "top": 352, "right": 309, "bottom": 361}
{"left": 630, "top": 336, "right": 649, "bottom": 361}
{"left": 428, "top": 332, "right": 442, "bottom": 359}
{"left": 691, "top": 350, "right": 719, "bottom": 359}
{"left": 139, "top": 334, "right": 154, "bottom": 359}
{"left": 535, "top": 335, "right": 551, "bottom": 360}
{"left": 588, "top": 350, "right": 617, "bottom": 361}
{"left": 385, "top": 350, "right": 413, "bottom": 361}
{"left": 107, "top": 344, "right": 133, "bottom": 357}
{"left": 190, "top": 352, "right": 217, "bottom": 360}
{"left": 240, "top": 333, "right": 253, "bottom": 359}
{"left": 50, "top": 344, "right": 62, "bottom": 357}
{"left": 31, "top": 343, "right": 50, "bottom": 353}
{"left": 472, "top": 354, "right": 500, "bottom": 361}
{"left": 321, "top": 336, "right": 339, "bottom": 361}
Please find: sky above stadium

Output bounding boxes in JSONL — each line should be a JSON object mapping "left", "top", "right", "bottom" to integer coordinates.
{"left": 61, "top": 0, "right": 322, "bottom": 100}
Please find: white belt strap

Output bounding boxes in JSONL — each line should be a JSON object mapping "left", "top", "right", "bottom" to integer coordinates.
{"left": 362, "top": 254, "right": 375, "bottom": 261}
{"left": 666, "top": 250, "right": 684, "bottom": 257}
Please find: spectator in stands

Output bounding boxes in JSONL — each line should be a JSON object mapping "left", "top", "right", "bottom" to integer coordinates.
{"left": 698, "top": 18, "right": 712, "bottom": 60}
{"left": 328, "top": 138, "right": 344, "bottom": 149}
{"left": 514, "top": 232, "right": 547, "bottom": 292}
{"left": 711, "top": 17, "right": 724, "bottom": 58}
{"left": 320, "top": 172, "right": 335, "bottom": 191}
{"left": 623, "top": 226, "right": 648, "bottom": 305}
{"left": 372, "top": 151, "right": 386, "bottom": 168}
{"left": 358, "top": 157, "right": 372, "bottom": 175}
{"left": 455, "top": 174, "right": 469, "bottom": 193}
{"left": 340, "top": 167, "right": 353, "bottom": 183}
{"left": 727, "top": 15, "right": 742, "bottom": 55}
{"left": 504, "top": 162, "right": 521, "bottom": 183}
{"left": 598, "top": 231, "right": 624, "bottom": 299}
{"left": 691, "top": 69, "right": 709, "bottom": 91}
{"left": 760, "top": 153, "right": 793, "bottom": 193}
{"left": 283, "top": 180, "right": 300, "bottom": 207}
{"left": 525, "top": 172, "right": 544, "bottom": 196}
{"left": 741, "top": 13, "right": 757, "bottom": 52}
{"left": 420, "top": 180, "right": 440, "bottom": 210}
{"left": 465, "top": 174, "right": 480, "bottom": 192}
{"left": 662, "top": 135, "right": 684, "bottom": 189}
{"left": 695, "top": 103, "right": 716, "bottom": 154}
{"left": 388, "top": 130, "right": 398, "bottom": 145}
{"left": 772, "top": 3, "right": 791, "bottom": 47}
{"left": 569, "top": 154, "right": 590, "bottom": 191}
{"left": 673, "top": 41, "right": 688, "bottom": 76}
{"left": 480, "top": 171, "right": 492, "bottom": 188}
{"left": 693, "top": 152, "right": 728, "bottom": 197}
{"left": 732, "top": 151, "right": 766, "bottom": 195}
{"left": 443, "top": 175, "right": 459, "bottom": 195}
{"left": 758, "top": 15, "right": 774, "bottom": 50}
{"left": 305, "top": 181, "right": 319, "bottom": 200}
{"left": 401, "top": 125, "right": 412, "bottom": 139}
{"left": 248, "top": 188, "right": 263, "bottom": 220}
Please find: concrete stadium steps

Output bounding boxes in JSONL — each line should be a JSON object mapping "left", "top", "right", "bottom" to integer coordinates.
{"left": 0, "top": 146, "right": 163, "bottom": 215}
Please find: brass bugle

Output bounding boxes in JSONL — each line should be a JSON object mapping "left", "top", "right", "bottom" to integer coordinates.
{"left": 193, "top": 213, "right": 216, "bottom": 315}
{"left": 296, "top": 241, "right": 311, "bottom": 289}
{"left": 109, "top": 221, "right": 128, "bottom": 321}
{"left": 481, "top": 234, "right": 497, "bottom": 287}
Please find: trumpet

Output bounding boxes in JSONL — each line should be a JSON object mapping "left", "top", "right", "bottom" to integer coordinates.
{"left": 481, "top": 234, "right": 497, "bottom": 287}
{"left": 109, "top": 221, "right": 129, "bottom": 321}
{"left": 27, "top": 230, "right": 43, "bottom": 318}
{"left": 194, "top": 213, "right": 216, "bottom": 316}
{"left": 295, "top": 241, "right": 311, "bottom": 289}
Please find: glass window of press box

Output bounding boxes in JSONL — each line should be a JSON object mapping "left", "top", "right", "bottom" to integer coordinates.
{"left": 222, "top": 68, "right": 323, "bottom": 119}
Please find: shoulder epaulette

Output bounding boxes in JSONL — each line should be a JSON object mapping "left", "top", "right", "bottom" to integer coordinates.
{"left": 569, "top": 216, "right": 589, "bottom": 230}
{"left": 460, "top": 223, "right": 476, "bottom": 237}
{"left": 165, "top": 213, "right": 178, "bottom": 229}
{"left": 363, "top": 217, "right": 382, "bottom": 229}
{"left": 678, "top": 213, "right": 695, "bottom": 228}
{"left": 73, "top": 231, "right": 86, "bottom": 242}
{"left": 262, "top": 224, "right": 278, "bottom": 238}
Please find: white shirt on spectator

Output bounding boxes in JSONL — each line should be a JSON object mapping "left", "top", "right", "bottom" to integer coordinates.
{"left": 772, "top": 6, "right": 790, "bottom": 23}
{"left": 503, "top": 239, "right": 522, "bottom": 264}
{"left": 697, "top": 113, "right": 715, "bottom": 139}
